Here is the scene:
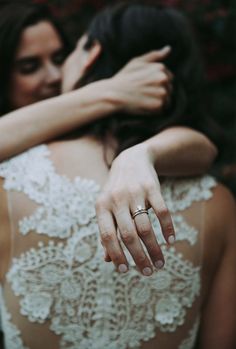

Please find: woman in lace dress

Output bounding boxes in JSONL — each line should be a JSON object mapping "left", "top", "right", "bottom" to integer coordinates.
{"left": 0, "top": 1, "right": 217, "bottom": 271}
{"left": 0, "top": 3, "right": 235, "bottom": 349}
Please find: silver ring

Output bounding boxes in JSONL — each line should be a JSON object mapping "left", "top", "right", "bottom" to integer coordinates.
{"left": 132, "top": 205, "right": 148, "bottom": 219}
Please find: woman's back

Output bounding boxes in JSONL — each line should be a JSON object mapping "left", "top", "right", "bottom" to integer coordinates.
{"left": 0, "top": 137, "right": 234, "bottom": 349}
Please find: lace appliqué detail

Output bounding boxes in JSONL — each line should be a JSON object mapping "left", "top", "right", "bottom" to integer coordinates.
{"left": 162, "top": 176, "right": 216, "bottom": 212}
{"left": 0, "top": 146, "right": 216, "bottom": 240}
{"left": 7, "top": 235, "right": 200, "bottom": 349}
{"left": 178, "top": 317, "right": 200, "bottom": 349}
{"left": 0, "top": 145, "right": 100, "bottom": 239}
{"left": 0, "top": 146, "right": 215, "bottom": 349}
{"left": 0, "top": 287, "right": 29, "bottom": 349}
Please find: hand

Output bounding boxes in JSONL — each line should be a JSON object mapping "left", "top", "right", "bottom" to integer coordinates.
{"left": 96, "top": 143, "right": 175, "bottom": 276}
{"left": 110, "top": 46, "right": 173, "bottom": 115}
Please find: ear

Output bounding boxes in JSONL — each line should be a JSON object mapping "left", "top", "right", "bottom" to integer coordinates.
{"left": 83, "top": 41, "right": 102, "bottom": 72}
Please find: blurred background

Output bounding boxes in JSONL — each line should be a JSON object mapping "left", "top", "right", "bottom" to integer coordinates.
{"left": 34, "top": 0, "right": 236, "bottom": 194}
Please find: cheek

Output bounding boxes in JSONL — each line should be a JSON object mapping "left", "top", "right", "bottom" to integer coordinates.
{"left": 62, "top": 52, "right": 84, "bottom": 93}
{"left": 9, "top": 73, "right": 43, "bottom": 108}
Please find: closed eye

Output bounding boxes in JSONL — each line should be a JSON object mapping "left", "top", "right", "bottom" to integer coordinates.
{"left": 52, "top": 49, "right": 68, "bottom": 66}
{"left": 15, "top": 57, "right": 40, "bottom": 75}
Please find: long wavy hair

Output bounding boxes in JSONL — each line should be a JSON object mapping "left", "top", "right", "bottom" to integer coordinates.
{"left": 0, "top": 0, "right": 71, "bottom": 116}
{"left": 74, "top": 2, "right": 210, "bottom": 160}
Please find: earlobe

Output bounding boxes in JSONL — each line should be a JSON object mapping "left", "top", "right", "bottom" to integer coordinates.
{"left": 84, "top": 41, "right": 102, "bottom": 71}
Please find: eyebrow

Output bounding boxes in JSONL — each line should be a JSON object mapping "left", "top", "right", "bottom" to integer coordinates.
{"left": 15, "top": 56, "right": 38, "bottom": 63}
{"left": 15, "top": 48, "right": 65, "bottom": 63}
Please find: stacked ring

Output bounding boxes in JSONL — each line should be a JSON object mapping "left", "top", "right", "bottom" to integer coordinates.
{"left": 132, "top": 205, "right": 149, "bottom": 219}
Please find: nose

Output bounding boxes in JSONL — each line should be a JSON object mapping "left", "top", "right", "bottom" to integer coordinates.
{"left": 45, "top": 62, "right": 62, "bottom": 86}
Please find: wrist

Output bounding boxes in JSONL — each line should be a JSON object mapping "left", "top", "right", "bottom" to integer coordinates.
{"left": 118, "top": 141, "right": 156, "bottom": 167}
{"left": 74, "top": 79, "right": 122, "bottom": 120}
{"left": 101, "top": 77, "right": 126, "bottom": 113}
{"left": 139, "top": 140, "right": 157, "bottom": 166}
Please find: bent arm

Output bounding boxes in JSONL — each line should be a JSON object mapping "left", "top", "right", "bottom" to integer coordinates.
{"left": 0, "top": 81, "right": 118, "bottom": 161}
{"left": 0, "top": 49, "right": 173, "bottom": 162}
{"left": 143, "top": 126, "right": 217, "bottom": 176}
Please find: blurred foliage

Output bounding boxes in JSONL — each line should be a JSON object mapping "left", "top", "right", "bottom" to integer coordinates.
{"left": 34, "top": 0, "right": 236, "bottom": 192}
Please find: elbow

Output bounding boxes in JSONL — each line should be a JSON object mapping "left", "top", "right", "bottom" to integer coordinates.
{"left": 201, "top": 140, "right": 218, "bottom": 172}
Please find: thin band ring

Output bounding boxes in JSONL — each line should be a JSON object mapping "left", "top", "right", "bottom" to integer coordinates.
{"left": 132, "top": 205, "right": 149, "bottom": 219}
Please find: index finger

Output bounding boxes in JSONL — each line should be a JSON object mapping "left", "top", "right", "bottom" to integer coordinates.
{"left": 138, "top": 46, "right": 171, "bottom": 63}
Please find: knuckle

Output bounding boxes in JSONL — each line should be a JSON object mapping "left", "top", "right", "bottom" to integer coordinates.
{"left": 128, "top": 186, "right": 141, "bottom": 199}
{"left": 157, "top": 63, "right": 165, "bottom": 71}
{"left": 157, "top": 206, "right": 169, "bottom": 220}
{"left": 112, "top": 254, "right": 124, "bottom": 264}
{"left": 121, "top": 231, "right": 135, "bottom": 245}
{"left": 110, "top": 190, "right": 124, "bottom": 205}
{"left": 101, "top": 231, "right": 114, "bottom": 243}
{"left": 148, "top": 244, "right": 160, "bottom": 256}
{"left": 144, "top": 182, "right": 157, "bottom": 194}
{"left": 136, "top": 254, "right": 147, "bottom": 265}
{"left": 95, "top": 196, "right": 109, "bottom": 211}
{"left": 158, "top": 72, "right": 168, "bottom": 84}
{"left": 138, "top": 225, "right": 151, "bottom": 238}
{"left": 160, "top": 88, "right": 168, "bottom": 98}
{"left": 153, "top": 100, "right": 162, "bottom": 110}
{"left": 158, "top": 99, "right": 164, "bottom": 108}
{"left": 164, "top": 223, "right": 175, "bottom": 235}
{"left": 160, "top": 76, "right": 168, "bottom": 85}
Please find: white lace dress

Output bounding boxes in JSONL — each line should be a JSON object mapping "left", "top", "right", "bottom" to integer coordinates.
{"left": 0, "top": 144, "right": 216, "bottom": 349}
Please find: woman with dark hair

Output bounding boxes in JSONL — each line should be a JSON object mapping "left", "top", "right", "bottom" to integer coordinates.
{"left": 0, "top": 1, "right": 72, "bottom": 114}
{"left": 0, "top": 1, "right": 217, "bottom": 269}
{"left": 0, "top": 3, "right": 235, "bottom": 349}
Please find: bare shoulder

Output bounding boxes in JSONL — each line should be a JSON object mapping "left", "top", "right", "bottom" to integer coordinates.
{"left": 205, "top": 183, "right": 236, "bottom": 235}
{"left": 203, "top": 183, "right": 236, "bottom": 269}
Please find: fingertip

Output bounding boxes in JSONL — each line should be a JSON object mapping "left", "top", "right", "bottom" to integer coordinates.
{"left": 156, "top": 46, "right": 171, "bottom": 59}
{"left": 161, "top": 45, "right": 171, "bottom": 53}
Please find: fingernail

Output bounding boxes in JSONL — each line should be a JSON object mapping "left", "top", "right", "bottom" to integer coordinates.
{"left": 118, "top": 264, "right": 128, "bottom": 273}
{"left": 142, "top": 267, "right": 152, "bottom": 276}
{"left": 168, "top": 235, "right": 175, "bottom": 244}
{"left": 155, "top": 260, "right": 164, "bottom": 269}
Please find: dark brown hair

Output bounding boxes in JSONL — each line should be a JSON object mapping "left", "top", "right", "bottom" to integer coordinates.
{"left": 0, "top": 0, "right": 71, "bottom": 115}
{"left": 75, "top": 2, "right": 208, "bottom": 160}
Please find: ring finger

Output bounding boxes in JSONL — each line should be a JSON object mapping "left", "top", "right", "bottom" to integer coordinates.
{"left": 131, "top": 202, "right": 165, "bottom": 269}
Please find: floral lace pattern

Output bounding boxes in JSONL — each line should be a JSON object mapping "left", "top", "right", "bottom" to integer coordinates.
{"left": 178, "top": 317, "right": 200, "bottom": 349}
{"left": 0, "top": 145, "right": 100, "bottom": 239}
{"left": 7, "top": 239, "right": 200, "bottom": 349}
{"left": 0, "top": 287, "right": 29, "bottom": 349}
{"left": 0, "top": 145, "right": 217, "bottom": 349}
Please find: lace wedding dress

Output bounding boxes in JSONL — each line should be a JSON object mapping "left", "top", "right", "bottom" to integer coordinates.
{"left": 0, "top": 143, "right": 216, "bottom": 349}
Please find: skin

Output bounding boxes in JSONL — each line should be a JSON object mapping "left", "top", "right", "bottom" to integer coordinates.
{"left": 0, "top": 21, "right": 217, "bottom": 273}
{"left": 0, "top": 154, "right": 235, "bottom": 347}
{"left": 199, "top": 184, "right": 236, "bottom": 348}
{"left": 9, "top": 21, "right": 65, "bottom": 109}
{"left": 1, "top": 17, "right": 231, "bottom": 348}
{"left": 62, "top": 37, "right": 217, "bottom": 273}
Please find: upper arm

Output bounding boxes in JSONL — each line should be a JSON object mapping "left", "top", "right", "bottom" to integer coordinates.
{"left": 146, "top": 126, "right": 218, "bottom": 176}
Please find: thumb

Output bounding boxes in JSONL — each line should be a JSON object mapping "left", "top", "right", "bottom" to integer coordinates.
{"left": 139, "top": 46, "right": 171, "bottom": 62}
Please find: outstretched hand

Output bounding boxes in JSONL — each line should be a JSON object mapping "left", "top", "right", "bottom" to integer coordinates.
{"left": 96, "top": 143, "right": 175, "bottom": 276}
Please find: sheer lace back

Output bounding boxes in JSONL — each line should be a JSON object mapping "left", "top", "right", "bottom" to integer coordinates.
{"left": 0, "top": 143, "right": 217, "bottom": 349}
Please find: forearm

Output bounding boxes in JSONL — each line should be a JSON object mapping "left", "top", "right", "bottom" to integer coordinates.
{"left": 0, "top": 80, "right": 118, "bottom": 161}
{"left": 143, "top": 127, "right": 218, "bottom": 176}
